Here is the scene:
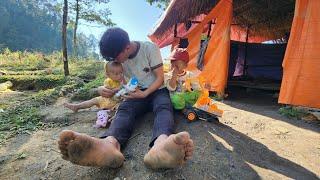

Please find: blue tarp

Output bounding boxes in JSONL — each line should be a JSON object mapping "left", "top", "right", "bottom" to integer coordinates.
{"left": 228, "top": 41, "right": 287, "bottom": 81}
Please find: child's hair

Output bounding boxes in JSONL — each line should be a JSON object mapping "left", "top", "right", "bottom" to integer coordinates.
{"left": 104, "top": 61, "right": 122, "bottom": 74}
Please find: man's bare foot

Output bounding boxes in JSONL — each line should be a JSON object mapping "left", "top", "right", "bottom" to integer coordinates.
{"left": 58, "top": 130, "right": 124, "bottom": 168}
{"left": 143, "top": 132, "right": 194, "bottom": 169}
{"left": 63, "top": 103, "right": 79, "bottom": 112}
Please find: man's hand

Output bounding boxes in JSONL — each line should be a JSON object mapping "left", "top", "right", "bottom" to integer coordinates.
{"left": 123, "top": 89, "right": 148, "bottom": 99}
{"left": 97, "top": 86, "right": 116, "bottom": 98}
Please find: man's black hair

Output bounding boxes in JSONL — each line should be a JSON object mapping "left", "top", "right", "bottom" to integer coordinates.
{"left": 99, "top": 27, "right": 130, "bottom": 60}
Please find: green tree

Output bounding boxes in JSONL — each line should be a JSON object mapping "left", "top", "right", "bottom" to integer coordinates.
{"left": 0, "top": 0, "right": 71, "bottom": 53}
{"left": 0, "top": 0, "right": 100, "bottom": 58}
{"left": 62, "top": 0, "right": 70, "bottom": 76}
{"left": 146, "top": 0, "right": 170, "bottom": 10}
{"left": 69, "top": 0, "right": 115, "bottom": 57}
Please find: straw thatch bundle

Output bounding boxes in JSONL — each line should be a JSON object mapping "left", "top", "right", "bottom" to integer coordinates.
{"left": 152, "top": 0, "right": 295, "bottom": 39}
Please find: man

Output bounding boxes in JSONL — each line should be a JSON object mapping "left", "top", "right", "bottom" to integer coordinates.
{"left": 58, "top": 27, "right": 194, "bottom": 169}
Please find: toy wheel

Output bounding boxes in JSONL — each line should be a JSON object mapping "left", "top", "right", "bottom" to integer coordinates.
{"left": 186, "top": 111, "right": 197, "bottom": 122}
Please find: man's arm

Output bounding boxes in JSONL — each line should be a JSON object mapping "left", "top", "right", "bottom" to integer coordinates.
{"left": 143, "top": 42, "right": 165, "bottom": 96}
{"left": 125, "top": 66, "right": 164, "bottom": 99}
{"left": 125, "top": 42, "right": 165, "bottom": 99}
{"left": 144, "top": 66, "right": 164, "bottom": 96}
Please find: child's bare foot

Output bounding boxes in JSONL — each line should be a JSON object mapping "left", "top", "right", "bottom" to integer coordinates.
{"left": 63, "top": 103, "right": 79, "bottom": 112}
{"left": 58, "top": 130, "right": 124, "bottom": 168}
{"left": 143, "top": 131, "right": 194, "bottom": 169}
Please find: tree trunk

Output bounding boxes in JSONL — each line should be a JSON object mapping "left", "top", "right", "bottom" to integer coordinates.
{"left": 62, "top": 0, "right": 69, "bottom": 76}
{"left": 73, "top": 0, "right": 79, "bottom": 57}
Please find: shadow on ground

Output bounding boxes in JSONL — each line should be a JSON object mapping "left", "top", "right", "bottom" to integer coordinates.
{"left": 0, "top": 100, "right": 319, "bottom": 179}
{"left": 224, "top": 86, "right": 320, "bottom": 133}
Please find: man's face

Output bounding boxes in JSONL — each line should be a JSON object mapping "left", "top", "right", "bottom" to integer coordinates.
{"left": 114, "top": 45, "right": 130, "bottom": 63}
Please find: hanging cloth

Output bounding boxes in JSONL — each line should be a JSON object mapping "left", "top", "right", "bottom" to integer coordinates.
{"left": 279, "top": 0, "right": 320, "bottom": 108}
{"left": 197, "top": 37, "right": 211, "bottom": 71}
{"left": 186, "top": 0, "right": 233, "bottom": 94}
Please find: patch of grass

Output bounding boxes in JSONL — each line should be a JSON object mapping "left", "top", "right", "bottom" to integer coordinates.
{"left": 71, "top": 73, "right": 105, "bottom": 101}
{"left": 278, "top": 106, "right": 307, "bottom": 119}
{"left": 0, "top": 76, "right": 99, "bottom": 145}
{"left": 0, "top": 77, "right": 87, "bottom": 144}
{"left": 0, "top": 104, "right": 9, "bottom": 109}
{"left": 210, "top": 94, "right": 224, "bottom": 101}
{"left": 0, "top": 75, "right": 66, "bottom": 91}
{"left": 209, "top": 91, "right": 225, "bottom": 101}
{"left": 0, "top": 88, "right": 61, "bottom": 144}
{"left": 0, "top": 68, "right": 62, "bottom": 76}
{"left": 69, "top": 60, "right": 104, "bottom": 80}
{"left": 0, "top": 49, "right": 61, "bottom": 71}
{"left": 0, "top": 50, "right": 105, "bottom": 144}
{"left": 0, "top": 106, "right": 43, "bottom": 144}
{"left": 16, "top": 152, "right": 28, "bottom": 160}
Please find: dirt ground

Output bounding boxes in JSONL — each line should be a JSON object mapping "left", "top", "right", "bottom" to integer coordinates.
{"left": 0, "top": 89, "right": 319, "bottom": 180}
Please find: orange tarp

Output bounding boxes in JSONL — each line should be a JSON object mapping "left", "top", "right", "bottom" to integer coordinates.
{"left": 186, "top": 0, "right": 232, "bottom": 94}
{"left": 279, "top": 0, "right": 320, "bottom": 108}
{"left": 149, "top": 14, "right": 207, "bottom": 48}
{"left": 231, "top": 26, "right": 270, "bottom": 43}
{"left": 149, "top": 16, "right": 269, "bottom": 48}
{"left": 149, "top": 24, "right": 188, "bottom": 48}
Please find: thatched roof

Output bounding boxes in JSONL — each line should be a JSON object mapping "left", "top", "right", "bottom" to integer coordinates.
{"left": 151, "top": 0, "right": 295, "bottom": 39}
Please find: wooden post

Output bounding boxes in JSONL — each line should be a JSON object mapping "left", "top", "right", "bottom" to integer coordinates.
{"left": 243, "top": 26, "right": 250, "bottom": 77}
{"left": 62, "top": 0, "right": 69, "bottom": 76}
{"left": 174, "top": 24, "right": 177, "bottom": 37}
{"left": 73, "top": 0, "right": 79, "bottom": 58}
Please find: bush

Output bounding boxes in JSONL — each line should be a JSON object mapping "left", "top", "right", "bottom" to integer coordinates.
{"left": 0, "top": 75, "right": 66, "bottom": 90}
{"left": 69, "top": 59, "right": 104, "bottom": 80}
{"left": 0, "top": 50, "right": 61, "bottom": 71}
{"left": 278, "top": 106, "right": 307, "bottom": 119}
{"left": 71, "top": 73, "right": 105, "bottom": 101}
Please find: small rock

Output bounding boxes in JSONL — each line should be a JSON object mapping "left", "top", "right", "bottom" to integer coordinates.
{"left": 55, "top": 166, "right": 61, "bottom": 171}
{"left": 14, "top": 167, "right": 19, "bottom": 172}
{"left": 276, "top": 126, "right": 289, "bottom": 134}
{"left": 302, "top": 114, "right": 319, "bottom": 121}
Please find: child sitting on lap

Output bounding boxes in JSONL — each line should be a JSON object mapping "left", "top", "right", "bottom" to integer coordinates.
{"left": 64, "top": 61, "right": 123, "bottom": 112}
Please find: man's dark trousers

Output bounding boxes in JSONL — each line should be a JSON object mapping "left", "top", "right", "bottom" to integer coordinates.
{"left": 101, "top": 88, "right": 174, "bottom": 147}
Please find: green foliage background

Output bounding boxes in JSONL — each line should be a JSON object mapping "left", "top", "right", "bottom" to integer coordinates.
{"left": 0, "top": 0, "right": 98, "bottom": 58}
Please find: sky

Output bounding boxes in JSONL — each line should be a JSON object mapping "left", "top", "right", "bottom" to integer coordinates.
{"left": 78, "top": 0, "right": 171, "bottom": 58}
